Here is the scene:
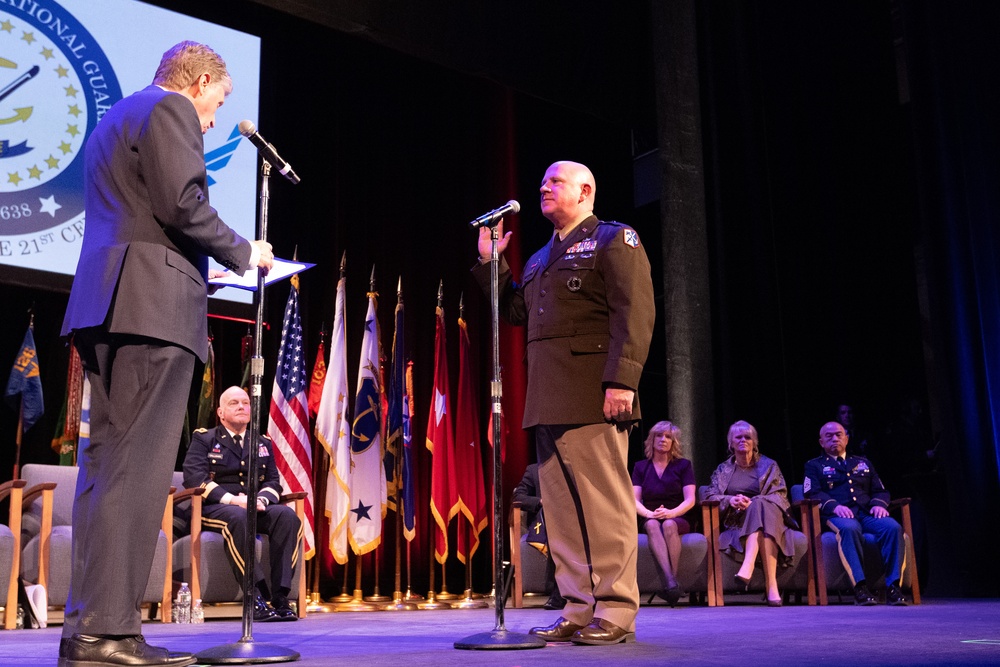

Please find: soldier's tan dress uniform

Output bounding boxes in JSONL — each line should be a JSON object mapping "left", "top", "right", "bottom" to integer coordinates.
{"left": 474, "top": 214, "right": 655, "bottom": 632}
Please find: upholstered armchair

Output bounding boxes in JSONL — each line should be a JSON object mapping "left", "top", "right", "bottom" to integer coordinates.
{"left": 170, "top": 470, "right": 307, "bottom": 618}
{"left": 18, "top": 464, "right": 173, "bottom": 621}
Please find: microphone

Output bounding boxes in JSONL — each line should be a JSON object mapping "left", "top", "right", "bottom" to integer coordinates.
{"left": 237, "top": 120, "right": 300, "bottom": 184}
{"left": 469, "top": 200, "right": 520, "bottom": 229}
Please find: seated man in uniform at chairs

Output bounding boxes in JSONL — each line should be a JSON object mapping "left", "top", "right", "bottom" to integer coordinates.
{"left": 183, "top": 385, "right": 301, "bottom": 621}
{"left": 804, "top": 421, "right": 908, "bottom": 606}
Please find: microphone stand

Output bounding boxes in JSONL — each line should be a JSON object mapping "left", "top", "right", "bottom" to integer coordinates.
{"left": 197, "top": 160, "right": 299, "bottom": 664}
{"left": 454, "top": 223, "right": 545, "bottom": 651}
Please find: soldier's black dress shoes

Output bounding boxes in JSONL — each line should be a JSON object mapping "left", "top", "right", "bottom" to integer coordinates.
{"left": 58, "top": 634, "right": 195, "bottom": 667}
{"left": 885, "top": 583, "right": 909, "bottom": 606}
{"left": 271, "top": 594, "right": 299, "bottom": 621}
{"left": 571, "top": 618, "right": 636, "bottom": 645}
{"left": 542, "top": 592, "right": 567, "bottom": 610}
{"left": 528, "top": 616, "right": 584, "bottom": 642}
{"left": 253, "top": 591, "right": 280, "bottom": 622}
{"left": 853, "top": 582, "right": 878, "bottom": 606}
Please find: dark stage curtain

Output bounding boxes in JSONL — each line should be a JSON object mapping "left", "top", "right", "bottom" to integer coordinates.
{"left": 902, "top": 0, "right": 1000, "bottom": 595}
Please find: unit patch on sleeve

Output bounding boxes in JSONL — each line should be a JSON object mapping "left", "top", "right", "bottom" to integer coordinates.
{"left": 623, "top": 229, "right": 640, "bottom": 248}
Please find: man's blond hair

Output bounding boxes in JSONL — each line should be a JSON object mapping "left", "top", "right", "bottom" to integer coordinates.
{"left": 152, "top": 41, "right": 232, "bottom": 94}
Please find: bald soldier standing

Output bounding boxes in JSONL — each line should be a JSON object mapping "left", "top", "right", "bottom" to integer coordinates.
{"left": 472, "top": 161, "right": 655, "bottom": 645}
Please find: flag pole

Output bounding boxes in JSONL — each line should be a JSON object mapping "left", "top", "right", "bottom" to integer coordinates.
{"left": 455, "top": 211, "right": 544, "bottom": 650}
{"left": 454, "top": 523, "right": 487, "bottom": 609}
{"left": 384, "top": 279, "right": 417, "bottom": 611}
{"left": 13, "top": 403, "right": 23, "bottom": 480}
{"left": 402, "top": 363, "right": 424, "bottom": 603}
{"left": 417, "top": 539, "right": 450, "bottom": 609}
{"left": 307, "top": 328, "right": 336, "bottom": 613}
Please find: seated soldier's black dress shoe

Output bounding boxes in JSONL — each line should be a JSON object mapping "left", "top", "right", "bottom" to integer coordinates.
{"left": 542, "top": 592, "right": 567, "bottom": 610}
{"left": 570, "top": 618, "right": 636, "bottom": 645}
{"left": 528, "top": 616, "right": 584, "bottom": 642}
{"left": 253, "top": 591, "right": 280, "bottom": 622}
{"left": 853, "top": 581, "right": 878, "bottom": 606}
{"left": 885, "top": 583, "right": 909, "bottom": 606}
{"left": 58, "top": 634, "right": 196, "bottom": 667}
{"left": 270, "top": 594, "right": 298, "bottom": 621}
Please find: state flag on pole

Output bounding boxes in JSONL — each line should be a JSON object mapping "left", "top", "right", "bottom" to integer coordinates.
{"left": 195, "top": 338, "right": 216, "bottom": 430}
{"left": 385, "top": 291, "right": 404, "bottom": 511}
{"left": 315, "top": 275, "right": 352, "bottom": 564}
{"left": 308, "top": 338, "right": 326, "bottom": 420}
{"left": 454, "top": 315, "right": 487, "bottom": 563}
{"left": 427, "top": 305, "right": 456, "bottom": 563}
{"left": 402, "top": 361, "right": 416, "bottom": 541}
{"left": 267, "top": 284, "right": 316, "bottom": 558}
{"left": 5, "top": 325, "right": 44, "bottom": 432}
{"left": 348, "top": 291, "right": 386, "bottom": 555}
{"left": 51, "top": 343, "right": 83, "bottom": 465}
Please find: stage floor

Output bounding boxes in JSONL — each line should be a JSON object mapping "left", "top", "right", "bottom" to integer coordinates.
{"left": 3, "top": 598, "right": 999, "bottom": 666}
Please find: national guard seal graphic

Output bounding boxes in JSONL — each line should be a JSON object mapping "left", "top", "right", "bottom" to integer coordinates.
{"left": 0, "top": 0, "right": 120, "bottom": 267}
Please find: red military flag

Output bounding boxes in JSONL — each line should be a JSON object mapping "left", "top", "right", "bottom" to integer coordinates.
{"left": 454, "top": 314, "right": 487, "bottom": 563}
{"left": 308, "top": 337, "right": 326, "bottom": 420}
{"left": 426, "top": 300, "right": 457, "bottom": 563}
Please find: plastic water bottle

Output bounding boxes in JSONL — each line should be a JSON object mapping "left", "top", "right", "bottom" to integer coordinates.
{"left": 175, "top": 582, "right": 191, "bottom": 623}
{"left": 191, "top": 598, "right": 204, "bottom": 624}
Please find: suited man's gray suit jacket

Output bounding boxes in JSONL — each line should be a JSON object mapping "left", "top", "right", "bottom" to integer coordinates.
{"left": 62, "top": 85, "right": 251, "bottom": 361}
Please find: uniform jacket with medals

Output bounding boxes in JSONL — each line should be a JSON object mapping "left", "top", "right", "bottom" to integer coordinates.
{"left": 473, "top": 215, "right": 655, "bottom": 427}
{"left": 183, "top": 425, "right": 283, "bottom": 506}
{"left": 803, "top": 454, "right": 890, "bottom": 521}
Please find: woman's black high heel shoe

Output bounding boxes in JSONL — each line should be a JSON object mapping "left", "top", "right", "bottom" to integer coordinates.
{"left": 734, "top": 574, "right": 751, "bottom": 592}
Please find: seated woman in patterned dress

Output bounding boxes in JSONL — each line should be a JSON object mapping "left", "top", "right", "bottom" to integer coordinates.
{"left": 705, "top": 420, "right": 795, "bottom": 607}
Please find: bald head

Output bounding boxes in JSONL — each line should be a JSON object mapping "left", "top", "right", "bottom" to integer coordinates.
{"left": 819, "top": 421, "right": 848, "bottom": 458}
{"left": 217, "top": 386, "right": 251, "bottom": 434}
{"left": 539, "top": 161, "right": 597, "bottom": 230}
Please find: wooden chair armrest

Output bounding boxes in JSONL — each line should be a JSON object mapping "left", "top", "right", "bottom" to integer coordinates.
{"left": 888, "top": 497, "right": 911, "bottom": 511}
{"left": 21, "top": 482, "right": 57, "bottom": 510}
{"left": 173, "top": 487, "right": 205, "bottom": 502}
{"left": 280, "top": 492, "right": 308, "bottom": 503}
{"left": 0, "top": 479, "right": 27, "bottom": 502}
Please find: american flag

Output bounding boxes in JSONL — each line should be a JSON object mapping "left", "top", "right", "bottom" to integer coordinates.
{"left": 267, "top": 284, "right": 316, "bottom": 558}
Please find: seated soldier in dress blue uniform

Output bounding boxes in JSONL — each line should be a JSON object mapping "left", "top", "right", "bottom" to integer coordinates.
{"left": 804, "top": 422, "right": 908, "bottom": 606}
{"left": 183, "top": 386, "right": 302, "bottom": 621}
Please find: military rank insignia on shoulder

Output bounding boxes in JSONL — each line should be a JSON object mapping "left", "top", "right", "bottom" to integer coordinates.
{"left": 623, "top": 229, "right": 640, "bottom": 248}
{"left": 194, "top": 428, "right": 209, "bottom": 433}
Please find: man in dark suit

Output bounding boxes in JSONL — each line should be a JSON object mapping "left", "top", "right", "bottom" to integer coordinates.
{"left": 59, "top": 42, "right": 273, "bottom": 667}
{"left": 804, "top": 421, "right": 908, "bottom": 606}
{"left": 183, "top": 386, "right": 301, "bottom": 622}
{"left": 511, "top": 463, "right": 564, "bottom": 609}
{"left": 472, "top": 161, "right": 655, "bottom": 645}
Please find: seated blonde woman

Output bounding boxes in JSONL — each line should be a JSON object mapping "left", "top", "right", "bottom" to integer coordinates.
{"left": 705, "top": 420, "right": 795, "bottom": 607}
{"left": 632, "top": 421, "right": 695, "bottom": 607}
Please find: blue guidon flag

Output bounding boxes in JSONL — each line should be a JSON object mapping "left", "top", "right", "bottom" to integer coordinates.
{"left": 5, "top": 325, "right": 43, "bottom": 432}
